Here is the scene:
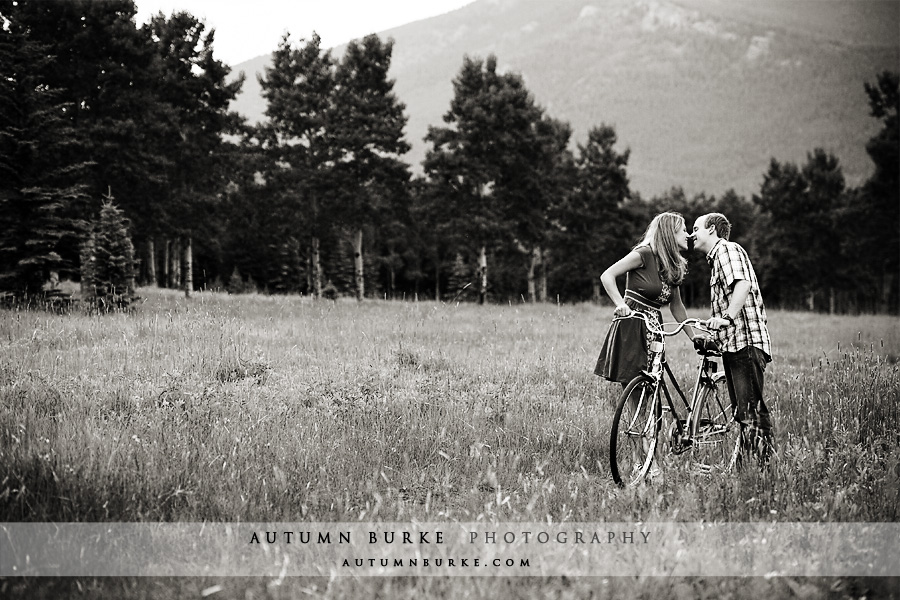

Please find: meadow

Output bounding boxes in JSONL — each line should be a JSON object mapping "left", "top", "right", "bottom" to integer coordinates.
{"left": 1, "top": 287, "right": 898, "bottom": 598}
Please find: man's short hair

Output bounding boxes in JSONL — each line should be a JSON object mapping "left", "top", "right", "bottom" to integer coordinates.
{"left": 704, "top": 213, "right": 732, "bottom": 240}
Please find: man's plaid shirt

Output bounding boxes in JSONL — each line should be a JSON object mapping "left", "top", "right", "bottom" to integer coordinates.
{"left": 707, "top": 239, "right": 772, "bottom": 359}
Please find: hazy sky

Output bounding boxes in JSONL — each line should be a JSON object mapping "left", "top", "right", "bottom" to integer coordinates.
{"left": 134, "top": 0, "right": 475, "bottom": 65}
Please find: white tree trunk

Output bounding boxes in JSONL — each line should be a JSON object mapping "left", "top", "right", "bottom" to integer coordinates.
{"left": 435, "top": 263, "right": 441, "bottom": 301}
{"left": 311, "top": 236, "right": 322, "bottom": 298}
{"left": 527, "top": 247, "right": 538, "bottom": 303}
{"left": 163, "top": 238, "right": 171, "bottom": 288}
{"left": 478, "top": 245, "right": 488, "bottom": 305}
{"left": 147, "top": 239, "right": 157, "bottom": 286}
{"left": 538, "top": 247, "right": 547, "bottom": 303}
{"left": 353, "top": 228, "right": 364, "bottom": 301}
{"left": 389, "top": 264, "right": 396, "bottom": 300}
{"left": 172, "top": 239, "right": 181, "bottom": 290}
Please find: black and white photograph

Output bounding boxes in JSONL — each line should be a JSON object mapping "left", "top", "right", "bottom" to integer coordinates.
{"left": 1, "top": 0, "right": 898, "bottom": 597}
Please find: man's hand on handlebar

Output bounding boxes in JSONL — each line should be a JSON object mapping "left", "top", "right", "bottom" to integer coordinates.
{"left": 693, "top": 336, "right": 720, "bottom": 354}
{"left": 706, "top": 316, "right": 731, "bottom": 330}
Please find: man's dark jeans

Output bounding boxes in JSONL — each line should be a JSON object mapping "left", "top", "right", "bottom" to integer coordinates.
{"left": 722, "top": 346, "right": 774, "bottom": 463}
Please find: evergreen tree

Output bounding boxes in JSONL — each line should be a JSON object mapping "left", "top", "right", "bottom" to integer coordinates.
{"left": 257, "top": 32, "right": 336, "bottom": 298}
{"left": 751, "top": 160, "right": 803, "bottom": 308}
{"left": 753, "top": 150, "right": 845, "bottom": 310}
{"left": 372, "top": 186, "right": 415, "bottom": 300}
{"left": 551, "top": 125, "right": 632, "bottom": 303}
{"left": 6, "top": 0, "right": 169, "bottom": 272}
{"left": 517, "top": 115, "right": 574, "bottom": 303}
{"left": 323, "top": 229, "right": 357, "bottom": 296}
{"left": 268, "top": 236, "right": 304, "bottom": 294}
{"left": 0, "top": 8, "right": 91, "bottom": 296}
{"left": 447, "top": 253, "right": 473, "bottom": 301}
{"left": 259, "top": 32, "right": 335, "bottom": 297}
{"left": 423, "top": 55, "right": 544, "bottom": 304}
{"left": 409, "top": 175, "right": 453, "bottom": 300}
{"left": 145, "top": 10, "right": 244, "bottom": 297}
{"left": 330, "top": 34, "right": 411, "bottom": 301}
{"left": 854, "top": 71, "right": 899, "bottom": 312}
{"left": 80, "top": 200, "right": 136, "bottom": 309}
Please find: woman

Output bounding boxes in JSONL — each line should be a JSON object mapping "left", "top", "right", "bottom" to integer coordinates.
{"left": 594, "top": 212, "right": 696, "bottom": 385}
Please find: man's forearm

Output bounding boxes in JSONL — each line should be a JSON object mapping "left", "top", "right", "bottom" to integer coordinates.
{"left": 725, "top": 280, "right": 752, "bottom": 319}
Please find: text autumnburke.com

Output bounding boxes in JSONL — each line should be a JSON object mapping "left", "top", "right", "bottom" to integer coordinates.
{"left": 248, "top": 530, "right": 653, "bottom": 545}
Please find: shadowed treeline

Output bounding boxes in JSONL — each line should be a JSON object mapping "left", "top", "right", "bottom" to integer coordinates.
{"left": 1, "top": 1, "right": 897, "bottom": 312}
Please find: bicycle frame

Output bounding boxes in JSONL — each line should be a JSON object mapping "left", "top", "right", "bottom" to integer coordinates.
{"left": 623, "top": 315, "right": 718, "bottom": 445}
{"left": 659, "top": 351, "right": 724, "bottom": 453}
{"left": 608, "top": 314, "right": 737, "bottom": 485}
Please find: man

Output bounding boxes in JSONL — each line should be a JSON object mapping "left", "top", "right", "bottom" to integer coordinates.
{"left": 691, "top": 213, "right": 774, "bottom": 467}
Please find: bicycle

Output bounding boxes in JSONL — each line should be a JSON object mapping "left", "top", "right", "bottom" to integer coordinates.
{"left": 608, "top": 314, "right": 741, "bottom": 486}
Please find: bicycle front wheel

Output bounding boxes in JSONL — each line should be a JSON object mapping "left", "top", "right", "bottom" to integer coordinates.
{"left": 690, "top": 372, "right": 740, "bottom": 474}
{"left": 610, "top": 376, "right": 660, "bottom": 486}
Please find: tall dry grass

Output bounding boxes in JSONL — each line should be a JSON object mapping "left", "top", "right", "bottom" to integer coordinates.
{"left": 1, "top": 288, "right": 898, "bottom": 597}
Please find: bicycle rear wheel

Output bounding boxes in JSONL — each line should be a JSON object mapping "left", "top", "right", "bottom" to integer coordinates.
{"left": 610, "top": 376, "right": 660, "bottom": 486}
{"left": 690, "top": 372, "right": 740, "bottom": 474}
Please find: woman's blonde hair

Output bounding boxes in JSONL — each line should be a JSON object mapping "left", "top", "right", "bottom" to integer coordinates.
{"left": 635, "top": 212, "right": 688, "bottom": 285}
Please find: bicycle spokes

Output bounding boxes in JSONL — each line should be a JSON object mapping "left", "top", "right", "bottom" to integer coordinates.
{"left": 689, "top": 378, "right": 741, "bottom": 474}
{"left": 610, "top": 378, "right": 660, "bottom": 486}
{"left": 624, "top": 395, "right": 655, "bottom": 438}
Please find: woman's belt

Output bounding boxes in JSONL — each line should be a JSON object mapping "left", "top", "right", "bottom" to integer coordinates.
{"left": 624, "top": 290, "right": 662, "bottom": 310}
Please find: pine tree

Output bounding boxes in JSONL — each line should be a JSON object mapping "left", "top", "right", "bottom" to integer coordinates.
{"left": 425, "top": 55, "right": 557, "bottom": 304}
{"left": 7, "top": 0, "right": 170, "bottom": 272}
{"left": 330, "top": 34, "right": 411, "bottom": 301}
{"left": 0, "top": 9, "right": 90, "bottom": 297}
{"left": 753, "top": 150, "right": 845, "bottom": 309}
{"left": 257, "top": 32, "right": 336, "bottom": 299}
{"left": 858, "top": 71, "right": 899, "bottom": 312}
{"left": 551, "top": 125, "right": 632, "bottom": 303}
{"left": 145, "top": 10, "right": 244, "bottom": 297}
{"left": 519, "top": 115, "right": 573, "bottom": 303}
{"left": 409, "top": 175, "right": 453, "bottom": 301}
{"left": 81, "top": 200, "right": 136, "bottom": 309}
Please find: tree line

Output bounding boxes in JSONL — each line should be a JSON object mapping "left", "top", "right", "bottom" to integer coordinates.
{"left": 1, "top": 1, "right": 897, "bottom": 312}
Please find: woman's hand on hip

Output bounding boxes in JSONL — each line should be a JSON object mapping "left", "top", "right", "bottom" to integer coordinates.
{"left": 614, "top": 304, "right": 632, "bottom": 318}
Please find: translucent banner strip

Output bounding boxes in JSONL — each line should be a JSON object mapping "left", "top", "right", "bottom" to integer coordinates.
{"left": 2, "top": 522, "right": 897, "bottom": 577}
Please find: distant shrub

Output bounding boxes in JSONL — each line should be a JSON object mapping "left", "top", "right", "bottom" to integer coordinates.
{"left": 226, "top": 268, "right": 258, "bottom": 294}
{"left": 321, "top": 280, "right": 339, "bottom": 300}
{"left": 226, "top": 268, "right": 244, "bottom": 294}
{"left": 447, "top": 253, "right": 473, "bottom": 301}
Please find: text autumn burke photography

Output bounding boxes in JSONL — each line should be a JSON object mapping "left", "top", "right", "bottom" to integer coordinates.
{"left": 242, "top": 527, "right": 655, "bottom": 571}
{"left": 246, "top": 529, "right": 652, "bottom": 545}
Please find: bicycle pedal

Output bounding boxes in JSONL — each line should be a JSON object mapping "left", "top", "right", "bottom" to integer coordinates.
{"left": 668, "top": 436, "right": 692, "bottom": 454}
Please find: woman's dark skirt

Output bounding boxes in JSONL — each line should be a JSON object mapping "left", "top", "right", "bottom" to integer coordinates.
{"left": 594, "top": 313, "right": 651, "bottom": 385}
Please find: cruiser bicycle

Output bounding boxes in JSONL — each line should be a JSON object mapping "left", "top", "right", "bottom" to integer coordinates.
{"left": 609, "top": 314, "right": 741, "bottom": 486}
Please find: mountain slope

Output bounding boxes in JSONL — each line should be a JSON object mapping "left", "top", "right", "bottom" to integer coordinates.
{"left": 228, "top": 0, "right": 899, "bottom": 198}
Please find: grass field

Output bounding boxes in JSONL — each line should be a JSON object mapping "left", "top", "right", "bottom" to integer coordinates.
{"left": 1, "top": 287, "right": 898, "bottom": 598}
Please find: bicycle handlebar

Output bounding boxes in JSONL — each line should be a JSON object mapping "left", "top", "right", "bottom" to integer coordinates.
{"left": 612, "top": 313, "right": 714, "bottom": 337}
